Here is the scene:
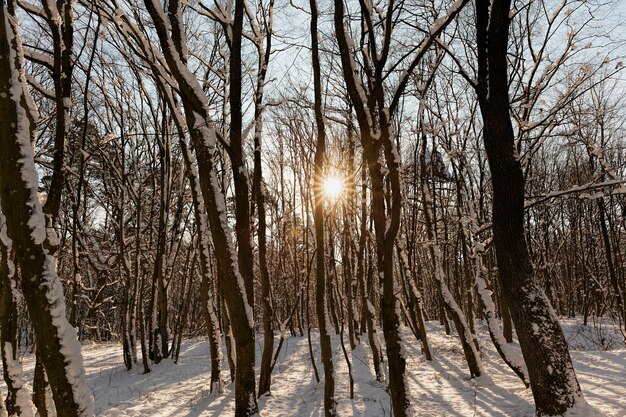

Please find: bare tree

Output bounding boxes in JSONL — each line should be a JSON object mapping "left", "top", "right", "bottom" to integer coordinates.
{"left": 474, "top": 0, "right": 591, "bottom": 414}
{"left": 310, "top": 0, "right": 336, "bottom": 413}
{"left": 139, "top": 0, "right": 259, "bottom": 413}
{"left": 332, "top": 0, "right": 469, "bottom": 413}
{"left": 0, "top": 0, "right": 93, "bottom": 415}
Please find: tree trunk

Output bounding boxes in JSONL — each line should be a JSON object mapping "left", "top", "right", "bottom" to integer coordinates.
{"left": 32, "top": 348, "right": 50, "bottom": 417}
{"left": 397, "top": 241, "right": 431, "bottom": 361}
{"left": 598, "top": 198, "right": 626, "bottom": 339}
{"left": 229, "top": 0, "right": 255, "bottom": 310}
{"left": 180, "top": 138, "right": 223, "bottom": 392}
{"left": 420, "top": 134, "right": 482, "bottom": 378}
{"left": 342, "top": 213, "right": 358, "bottom": 350}
{"left": 355, "top": 164, "right": 384, "bottom": 380}
{"left": 473, "top": 246, "right": 529, "bottom": 386}
{"left": 475, "top": 1, "right": 588, "bottom": 414}
{"left": 141, "top": 1, "right": 259, "bottom": 412}
{"left": 252, "top": 22, "right": 275, "bottom": 396}
{"left": 0, "top": 4, "right": 92, "bottom": 414}
{"left": 0, "top": 227, "right": 35, "bottom": 416}
{"left": 310, "top": 0, "right": 336, "bottom": 412}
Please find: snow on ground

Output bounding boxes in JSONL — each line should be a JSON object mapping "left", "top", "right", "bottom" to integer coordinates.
{"left": 7, "top": 318, "right": 626, "bottom": 416}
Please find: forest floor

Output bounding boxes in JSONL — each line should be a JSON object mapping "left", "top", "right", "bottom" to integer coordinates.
{"left": 13, "top": 318, "right": 626, "bottom": 416}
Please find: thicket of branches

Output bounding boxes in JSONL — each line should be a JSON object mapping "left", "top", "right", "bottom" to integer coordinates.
{"left": 0, "top": 0, "right": 624, "bottom": 416}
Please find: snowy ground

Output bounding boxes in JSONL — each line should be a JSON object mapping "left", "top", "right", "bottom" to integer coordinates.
{"left": 9, "top": 318, "right": 626, "bottom": 416}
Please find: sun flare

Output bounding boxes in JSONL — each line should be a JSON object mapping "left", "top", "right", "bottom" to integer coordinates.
{"left": 323, "top": 176, "right": 344, "bottom": 200}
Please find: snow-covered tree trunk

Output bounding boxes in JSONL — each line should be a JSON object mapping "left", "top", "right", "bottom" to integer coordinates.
{"left": 419, "top": 131, "right": 482, "bottom": 379}
{"left": 148, "top": 121, "right": 171, "bottom": 363}
{"left": 30, "top": 0, "right": 77, "bottom": 412}
{"left": 139, "top": 1, "right": 259, "bottom": 413}
{"left": 450, "top": 151, "right": 528, "bottom": 385}
{"left": 0, "top": 215, "right": 36, "bottom": 416}
{"left": 0, "top": 2, "right": 92, "bottom": 415}
{"left": 332, "top": 1, "right": 470, "bottom": 413}
{"left": 227, "top": 0, "right": 255, "bottom": 312}
{"left": 332, "top": 4, "right": 410, "bottom": 414}
{"left": 378, "top": 118, "right": 412, "bottom": 417}
{"left": 188, "top": 120, "right": 259, "bottom": 415}
{"left": 397, "top": 241, "right": 431, "bottom": 361}
{"left": 475, "top": 0, "right": 590, "bottom": 414}
{"left": 472, "top": 241, "right": 529, "bottom": 386}
{"left": 39, "top": 0, "right": 74, "bottom": 233}
{"left": 179, "top": 137, "right": 223, "bottom": 393}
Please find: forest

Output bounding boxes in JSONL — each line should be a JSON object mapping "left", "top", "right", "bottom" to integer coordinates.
{"left": 0, "top": 0, "right": 625, "bottom": 416}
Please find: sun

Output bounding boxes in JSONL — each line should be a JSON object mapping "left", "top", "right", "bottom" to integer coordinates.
{"left": 323, "top": 176, "right": 344, "bottom": 200}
